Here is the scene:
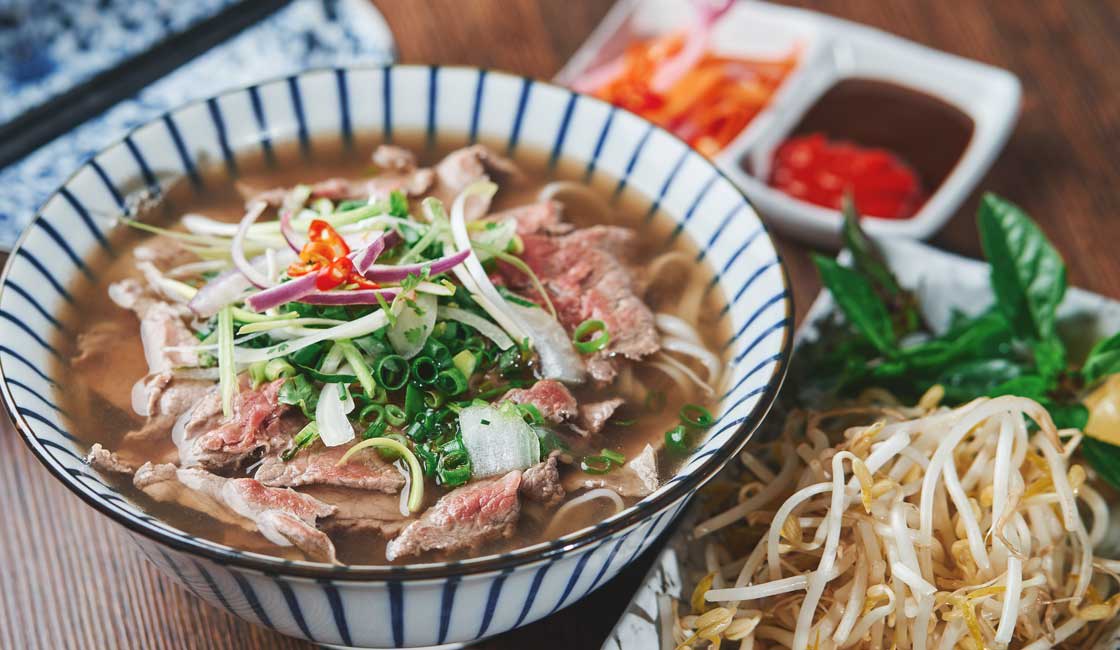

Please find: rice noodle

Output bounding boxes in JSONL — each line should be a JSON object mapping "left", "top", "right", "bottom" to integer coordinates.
{"left": 672, "top": 392, "right": 1114, "bottom": 650}
{"left": 545, "top": 488, "right": 624, "bottom": 538}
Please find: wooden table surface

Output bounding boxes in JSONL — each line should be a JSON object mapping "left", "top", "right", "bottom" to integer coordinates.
{"left": 2, "top": 1, "right": 1119, "bottom": 648}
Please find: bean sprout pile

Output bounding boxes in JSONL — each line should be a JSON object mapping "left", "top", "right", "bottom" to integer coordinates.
{"left": 672, "top": 388, "right": 1119, "bottom": 650}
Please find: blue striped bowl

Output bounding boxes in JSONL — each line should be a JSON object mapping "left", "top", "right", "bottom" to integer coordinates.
{"left": 0, "top": 66, "right": 791, "bottom": 648}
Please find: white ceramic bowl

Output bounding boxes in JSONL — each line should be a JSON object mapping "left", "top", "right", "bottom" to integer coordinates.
{"left": 0, "top": 65, "right": 792, "bottom": 648}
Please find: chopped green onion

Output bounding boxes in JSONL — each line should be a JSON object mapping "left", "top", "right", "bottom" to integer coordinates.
{"left": 359, "top": 404, "right": 386, "bottom": 428}
{"left": 411, "top": 355, "right": 440, "bottom": 385}
{"left": 679, "top": 404, "right": 714, "bottom": 428}
{"left": 296, "top": 364, "right": 358, "bottom": 384}
{"left": 665, "top": 425, "right": 690, "bottom": 454}
{"left": 404, "top": 383, "right": 424, "bottom": 421}
{"left": 376, "top": 354, "right": 409, "bottom": 390}
{"left": 572, "top": 319, "right": 610, "bottom": 354}
{"left": 435, "top": 368, "right": 469, "bottom": 396}
{"left": 217, "top": 306, "right": 237, "bottom": 417}
{"left": 424, "top": 390, "right": 446, "bottom": 408}
{"left": 580, "top": 455, "right": 613, "bottom": 474}
{"left": 452, "top": 349, "right": 477, "bottom": 378}
{"left": 264, "top": 358, "right": 296, "bottom": 381}
{"left": 422, "top": 338, "right": 452, "bottom": 368}
{"left": 336, "top": 339, "right": 377, "bottom": 399}
{"left": 613, "top": 418, "right": 637, "bottom": 427}
{"left": 436, "top": 448, "right": 472, "bottom": 487}
{"left": 601, "top": 448, "right": 626, "bottom": 465}
{"left": 248, "top": 360, "right": 269, "bottom": 388}
{"left": 384, "top": 404, "right": 407, "bottom": 426}
{"left": 282, "top": 422, "right": 320, "bottom": 461}
{"left": 362, "top": 419, "right": 388, "bottom": 440}
{"left": 337, "top": 438, "right": 424, "bottom": 512}
{"left": 515, "top": 403, "right": 544, "bottom": 426}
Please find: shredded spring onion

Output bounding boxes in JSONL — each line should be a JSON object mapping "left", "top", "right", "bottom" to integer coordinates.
{"left": 337, "top": 438, "right": 424, "bottom": 512}
{"left": 217, "top": 306, "right": 236, "bottom": 417}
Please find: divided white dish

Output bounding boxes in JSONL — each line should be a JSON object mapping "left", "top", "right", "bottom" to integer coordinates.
{"left": 557, "top": 0, "right": 1022, "bottom": 247}
{"left": 601, "top": 238, "right": 1120, "bottom": 649}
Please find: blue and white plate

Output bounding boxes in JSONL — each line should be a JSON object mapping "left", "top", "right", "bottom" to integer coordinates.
{"left": 0, "top": 0, "right": 395, "bottom": 250}
{"left": 0, "top": 65, "right": 791, "bottom": 648}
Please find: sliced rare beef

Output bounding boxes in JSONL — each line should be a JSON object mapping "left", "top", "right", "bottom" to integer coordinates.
{"left": 503, "top": 380, "right": 578, "bottom": 424}
{"left": 507, "top": 226, "right": 659, "bottom": 383}
{"left": 174, "top": 378, "right": 303, "bottom": 473}
{"left": 134, "top": 463, "right": 337, "bottom": 562}
{"left": 493, "top": 201, "right": 572, "bottom": 236}
{"left": 108, "top": 278, "right": 199, "bottom": 373}
{"left": 305, "top": 486, "right": 413, "bottom": 537}
{"left": 564, "top": 443, "right": 659, "bottom": 498}
{"left": 254, "top": 443, "right": 404, "bottom": 493}
{"left": 385, "top": 470, "right": 522, "bottom": 561}
{"left": 368, "top": 144, "right": 435, "bottom": 199}
{"left": 520, "top": 453, "right": 565, "bottom": 508}
{"left": 86, "top": 443, "right": 135, "bottom": 474}
{"left": 575, "top": 398, "right": 625, "bottom": 435}
{"left": 431, "top": 145, "right": 521, "bottom": 220}
{"left": 502, "top": 381, "right": 622, "bottom": 435}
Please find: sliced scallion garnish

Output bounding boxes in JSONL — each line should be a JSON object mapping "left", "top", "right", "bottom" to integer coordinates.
{"left": 573, "top": 319, "right": 610, "bottom": 354}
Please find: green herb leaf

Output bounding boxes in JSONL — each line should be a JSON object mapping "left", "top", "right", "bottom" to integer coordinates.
{"left": 1082, "top": 331, "right": 1120, "bottom": 384}
{"left": 278, "top": 375, "right": 320, "bottom": 419}
{"left": 1081, "top": 437, "right": 1120, "bottom": 490}
{"left": 1031, "top": 337, "right": 1067, "bottom": 382}
{"left": 813, "top": 254, "right": 896, "bottom": 355}
{"left": 977, "top": 193, "right": 1067, "bottom": 341}
{"left": 841, "top": 197, "right": 921, "bottom": 337}
{"left": 937, "top": 359, "right": 1027, "bottom": 403}
{"left": 388, "top": 190, "right": 410, "bottom": 218}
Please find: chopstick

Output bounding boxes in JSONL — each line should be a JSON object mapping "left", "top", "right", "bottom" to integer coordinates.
{"left": 0, "top": 0, "right": 291, "bottom": 171}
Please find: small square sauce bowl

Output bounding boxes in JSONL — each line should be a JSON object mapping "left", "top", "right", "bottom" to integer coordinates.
{"left": 558, "top": 0, "right": 1022, "bottom": 247}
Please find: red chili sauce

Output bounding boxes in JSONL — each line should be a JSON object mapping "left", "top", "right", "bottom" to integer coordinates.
{"left": 762, "top": 78, "right": 975, "bottom": 220}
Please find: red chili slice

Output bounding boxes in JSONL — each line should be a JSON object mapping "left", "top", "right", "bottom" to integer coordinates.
{"left": 768, "top": 133, "right": 924, "bottom": 220}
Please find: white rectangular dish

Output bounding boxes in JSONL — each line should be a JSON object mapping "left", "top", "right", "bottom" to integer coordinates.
{"left": 557, "top": 0, "right": 1022, "bottom": 247}
{"left": 601, "top": 238, "right": 1120, "bottom": 649}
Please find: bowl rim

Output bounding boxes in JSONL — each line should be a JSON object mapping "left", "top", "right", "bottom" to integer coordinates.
{"left": 0, "top": 63, "right": 793, "bottom": 581}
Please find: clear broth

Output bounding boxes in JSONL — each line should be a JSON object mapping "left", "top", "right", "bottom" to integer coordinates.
{"left": 53, "top": 132, "right": 733, "bottom": 564}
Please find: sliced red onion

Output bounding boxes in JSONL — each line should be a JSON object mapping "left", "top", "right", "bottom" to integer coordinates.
{"left": 354, "top": 230, "right": 400, "bottom": 273}
{"left": 361, "top": 249, "right": 469, "bottom": 282}
{"left": 232, "top": 201, "right": 273, "bottom": 288}
{"left": 243, "top": 273, "right": 319, "bottom": 312}
{"left": 298, "top": 289, "right": 399, "bottom": 305}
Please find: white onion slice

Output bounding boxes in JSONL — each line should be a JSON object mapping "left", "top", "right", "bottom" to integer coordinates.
{"left": 316, "top": 382, "right": 355, "bottom": 447}
{"left": 388, "top": 292, "right": 437, "bottom": 359}
{"left": 459, "top": 404, "right": 540, "bottom": 478}
{"left": 438, "top": 306, "right": 514, "bottom": 350}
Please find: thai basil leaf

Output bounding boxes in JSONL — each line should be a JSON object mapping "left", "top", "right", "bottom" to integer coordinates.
{"left": 987, "top": 374, "right": 1050, "bottom": 400}
{"left": 841, "top": 198, "right": 921, "bottom": 337}
{"left": 278, "top": 374, "right": 319, "bottom": 419}
{"left": 1081, "top": 437, "right": 1120, "bottom": 490}
{"left": 1048, "top": 402, "right": 1088, "bottom": 430}
{"left": 1082, "top": 330, "right": 1120, "bottom": 384}
{"left": 977, "top": 193, "right": 1067, "bottom": 341}
{"left": 937, "top": 359, "right": 1027, "bottom": 403}
{"left": 1031, "top": 337, "right": 1067, "bottom": 382}
{"left": 814, "top": 254, "right": 896, "bottom": 355}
